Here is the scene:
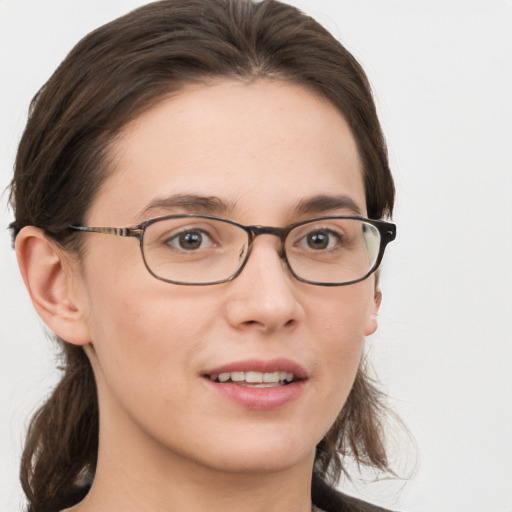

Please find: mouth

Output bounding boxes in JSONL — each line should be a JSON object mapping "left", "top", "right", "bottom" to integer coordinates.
{"left": 201, "top": 358, "right": 308, "bottom": 409}
{"left": 206, "top": 371, "right": 296, "bottom": 387}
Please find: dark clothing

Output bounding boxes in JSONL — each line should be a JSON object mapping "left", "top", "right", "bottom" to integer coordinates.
{"left": 43, "top": 485, "right": 89, "bottom": 512}
{"left": 312, "top": 475, "right": 394, "bottom": 511}
{"left": 45, "top": 476, "right": 394, "bottom": 512}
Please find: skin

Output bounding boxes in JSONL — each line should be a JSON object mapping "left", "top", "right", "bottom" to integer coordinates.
{"left": 16, "top": 79, "right": 380, "bottom": 512}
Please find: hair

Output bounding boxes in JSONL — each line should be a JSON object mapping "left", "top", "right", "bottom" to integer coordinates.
{"left": 9, "top": 0, "right": 395, "bottom": 510}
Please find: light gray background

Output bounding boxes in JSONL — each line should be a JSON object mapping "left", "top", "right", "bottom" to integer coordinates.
{"left": 1, "top": 1, "right": 511, "bottom": 511}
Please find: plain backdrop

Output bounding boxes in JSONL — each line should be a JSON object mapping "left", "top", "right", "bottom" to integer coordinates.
{"left": 1, "top": 1, "right": 511, "bottom": 511}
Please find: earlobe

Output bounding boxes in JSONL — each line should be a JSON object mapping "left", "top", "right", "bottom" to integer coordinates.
{"left": 15, "top": 226, "right": 91, "bottom": 346}
{"left": 364, "top": 287, "right": 382, "bottom": 336}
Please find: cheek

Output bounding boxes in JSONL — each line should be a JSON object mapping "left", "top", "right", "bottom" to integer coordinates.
{"left": 307, "top": 278, "right": 375, "bottom": 346}
{"left": 303, "top": 280, "right": 376, "bottom": 417}
{"left": 80, "top": 246, "right": 217, "bottom": 386}
{"left": 320, "top": 316, "right": 365, "bottom": 404}
{"left": 83, "top": 276, "right": 223, "bottom": 445}
{"left": 88, "top": 283, "right": 212, "bottom": 362}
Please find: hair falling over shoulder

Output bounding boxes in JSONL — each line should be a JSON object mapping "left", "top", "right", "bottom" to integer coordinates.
{"left": 11, "top": 1, "right": 396, "bottom": 509}
{"left": 20, "top": 345, "right": 98, "bottom": 511}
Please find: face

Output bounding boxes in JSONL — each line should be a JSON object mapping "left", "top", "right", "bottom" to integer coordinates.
{"left": 70, "top": 79, "right": 379, "bottom": 476}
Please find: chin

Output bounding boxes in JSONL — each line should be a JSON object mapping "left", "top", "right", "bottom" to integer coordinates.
{"left": 186, "top": 428, "right": 317, "bottom": 475}
{"left": 206, "top": 448, "right": 313, "bottom": 476}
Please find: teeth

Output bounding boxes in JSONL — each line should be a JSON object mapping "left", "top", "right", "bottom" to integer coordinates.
{"left": 208, "top": 371, "right": 295, "bottom": 384}
{"left": 263, "top": 371, "right": 280, "bottom": 383}
{"left": 246, "top": 371, "right": 262, "bottom": 383}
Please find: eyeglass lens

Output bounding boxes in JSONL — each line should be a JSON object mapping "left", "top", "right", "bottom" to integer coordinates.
{"left": 141, "top": 216, "right": 381, "bottom": 285}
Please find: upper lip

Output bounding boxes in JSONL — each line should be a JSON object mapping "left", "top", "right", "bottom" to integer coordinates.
{"left": 203, "top": 358, "right": 308, "bottom": 380}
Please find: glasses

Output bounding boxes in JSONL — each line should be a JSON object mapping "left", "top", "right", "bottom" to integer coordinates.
{"left": 69, "top": 214, "right": 396, "bottom": 286}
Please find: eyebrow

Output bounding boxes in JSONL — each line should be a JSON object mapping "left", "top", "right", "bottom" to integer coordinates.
{"left": 135, "top": 192, "right": 362, "bottom": 223}
{"left": 292, "top": 194, "right": 362, "bottom": 217}
{"left": 135, "top": 193, "right": 236, "bottom": 221}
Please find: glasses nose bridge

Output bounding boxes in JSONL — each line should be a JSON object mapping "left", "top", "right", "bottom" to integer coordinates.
{"left": 248, "top": 224, "right": 287, "bottom": 242}
{"left": 246, "top": 225, "right": 288, "bottom": 257}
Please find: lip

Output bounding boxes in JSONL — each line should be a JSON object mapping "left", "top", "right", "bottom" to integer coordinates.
{"left": 202, "top": 358, "right": 308, "bottom": 410}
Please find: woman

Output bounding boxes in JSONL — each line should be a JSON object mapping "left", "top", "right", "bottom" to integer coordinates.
{"left": 9, "top": 0, "right": 397, "bottom": 511}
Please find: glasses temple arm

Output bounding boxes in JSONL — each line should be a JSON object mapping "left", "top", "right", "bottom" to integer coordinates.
{"left": 68, "top": 226, "right": 143, "bottom": 238}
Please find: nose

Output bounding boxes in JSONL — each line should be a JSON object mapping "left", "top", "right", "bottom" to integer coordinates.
{"left": 223, "top": 236, "right": 304, "bottom": 334}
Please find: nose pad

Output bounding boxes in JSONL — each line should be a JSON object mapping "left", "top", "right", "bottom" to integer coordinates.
{"left": 224, "top": 238, "right": 304, "bottom": 333}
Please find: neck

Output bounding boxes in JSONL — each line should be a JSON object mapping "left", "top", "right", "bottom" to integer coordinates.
{"left": 70, "top": 404, "right": 316, "bottom": 512}
{"left": 81, "top": 451, "right": 315, "bottom": 512}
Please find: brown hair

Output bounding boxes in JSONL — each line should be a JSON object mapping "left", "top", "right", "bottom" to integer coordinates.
{"left": 9, "top": 0, "right": 395, "bottom": 509}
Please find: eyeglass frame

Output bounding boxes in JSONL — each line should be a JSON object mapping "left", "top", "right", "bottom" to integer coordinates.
{"left": 68, "top": 214, "right": 396, "bottom": 286}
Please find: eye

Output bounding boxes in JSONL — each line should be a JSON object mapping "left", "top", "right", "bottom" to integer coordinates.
{"left": 301, "top": 229, "right": 341, "bottom": 251}
{"left": 167, "top": 229, "right": 214, "bottom": 251}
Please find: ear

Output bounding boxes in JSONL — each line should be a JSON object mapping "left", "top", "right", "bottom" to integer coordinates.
{"left": 15, "top": 226, "right": 91, "bottom": 346}
{"left": 364, "top": 285, "right": 382, "bottom": 337}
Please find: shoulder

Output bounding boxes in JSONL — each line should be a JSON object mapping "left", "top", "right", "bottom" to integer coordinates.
{"left": 312, "top": 475, "right": 396, "bottom": 512}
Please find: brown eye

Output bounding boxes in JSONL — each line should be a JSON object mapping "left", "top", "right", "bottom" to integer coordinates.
{"left": 303, "top": 230, "right": 340, "bottom": 250}
{"left": 168, "top": 229, "right": 212, "bottom": 251}
{"left": 307, "top": 231, "right": 328, "bottom": 249}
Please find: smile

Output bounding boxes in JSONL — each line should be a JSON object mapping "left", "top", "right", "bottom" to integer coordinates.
{"left": 202, "top": 358, "right": 308, "bottom": 409}
{"left": 207, "top": 371, "right": 295, "bottom": 387}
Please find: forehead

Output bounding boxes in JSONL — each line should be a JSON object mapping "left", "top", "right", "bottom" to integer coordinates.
{"left": 90, "top": 79, "right": 365, "bottom": 225}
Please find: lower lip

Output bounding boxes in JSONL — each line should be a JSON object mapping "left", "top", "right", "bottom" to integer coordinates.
{"left": 203, "top": 379, "right": 306, "bottom": 410}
